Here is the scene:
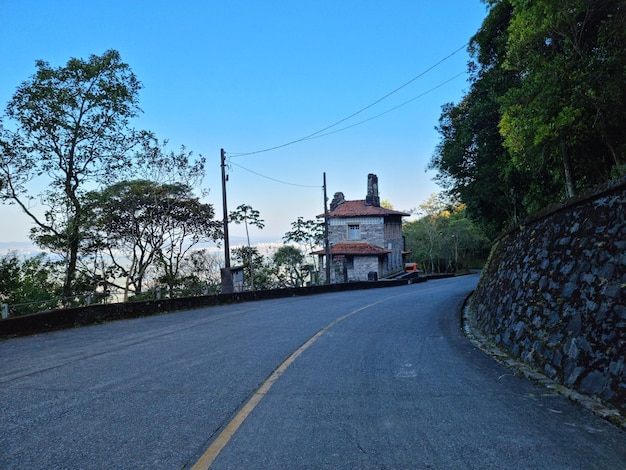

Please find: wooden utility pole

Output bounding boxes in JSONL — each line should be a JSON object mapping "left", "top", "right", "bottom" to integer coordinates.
{"left": 323, "top": 172, "right": 332, "bottom": 284}
{"left": 220, "top": 148, "right": 233, "bottom": 293}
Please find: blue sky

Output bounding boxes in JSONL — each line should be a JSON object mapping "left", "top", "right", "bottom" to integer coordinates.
{"left": 0, "top": 0, "right": 488, "bottom": 249}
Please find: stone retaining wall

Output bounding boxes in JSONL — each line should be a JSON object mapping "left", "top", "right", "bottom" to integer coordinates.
{"left": 468, "top": 177, "right": 625, "bottom": 413}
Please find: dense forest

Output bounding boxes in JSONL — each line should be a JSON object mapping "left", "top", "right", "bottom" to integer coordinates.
{"left": 429, "top": 0, "right": 626, "bottom": 239}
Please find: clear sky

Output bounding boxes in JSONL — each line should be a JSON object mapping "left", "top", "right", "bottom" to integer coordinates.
{"left": 0, "top": 0, "right": 488, "bottom": 250}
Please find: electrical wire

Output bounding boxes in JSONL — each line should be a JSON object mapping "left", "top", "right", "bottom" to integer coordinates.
{"left": 228, "top": 159, "right": 322, "bottom": 188}
{"left": 222, "top": 71, "right": 466, "bottom": 188}
{"left": 301, "top": 71, "right": 466, "bottom": 141}
{"left": 229, "top": 43, "right": 469, "bottom": 157}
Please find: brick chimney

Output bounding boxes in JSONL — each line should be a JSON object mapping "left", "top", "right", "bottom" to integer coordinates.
{"left": 365, "top": 173, "right": 380, "bottom": 207}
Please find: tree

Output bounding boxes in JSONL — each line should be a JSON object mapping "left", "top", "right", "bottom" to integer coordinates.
{"left": 0, "top": 252, "right": 62, "bottom": 316}
{"left": 0, "top": 50, "right": 142, "bottom": 301}
{"left": 154, "top": 184, "right": 222, "bottom": 296}
{"left": 282, "top": 217, "right": 324, "bottom": 271}
{"left": 177, "top": 249, "right": 223, "bottom": 295}
{"left": 430, "top": 0, "right": 524, "bottom": 239}
{"left": 229, "top": 204, "right": 265, "bottom": 290}
{"left": 231, "top": 245, "right": 275, "bottom": 290}
{"left": 131, "top": 134, "right": 206, "bottom": 190}
{"left": 85, "top": 179, "right": 222, "bottom": 300}
{"left": 403, "top": 194, "right": 490, "bottom": 273}
{"left": 430, "top": 0, "right": 626, "bottom": 236}
{"left": 273, "top": 245, "right": 308, "bottom": 288}
{"left": 500, "top": 0, "right": 626, "bottom": 204}
{"left": 410, "top": 194, "right": 449, "bottom": 273}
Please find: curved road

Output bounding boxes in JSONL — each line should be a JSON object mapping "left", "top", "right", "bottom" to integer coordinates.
{"left": 1, "top": 275, "right": 624, "bottom": 469}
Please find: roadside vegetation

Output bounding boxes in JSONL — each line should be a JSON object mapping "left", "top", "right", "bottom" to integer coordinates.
{"left": 430, "top": 0, "right": 626, "bottom": 240}
{"left": 1, "top": 1, "right": 624, "bottom": 315}
{"left": 402, "top": 194, "right": 491, "bottom": 274}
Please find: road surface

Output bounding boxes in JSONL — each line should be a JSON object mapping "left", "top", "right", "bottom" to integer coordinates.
{"left": 1, "top": 274, "right": 624, "bottom": 469}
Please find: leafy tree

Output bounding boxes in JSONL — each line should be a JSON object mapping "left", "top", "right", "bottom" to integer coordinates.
{"left": 403, "top": 194, "right": 490, "bottom": 273}
{"left": 447, "top": 205, "right": 491, "bottom": 271}
{"left": 229, "top": 204, "right": 264, "bottom": 290}
{"left": 430, "top": 0, "right": 625, "bottom": 236}
{"left": 85, "top": 180, "right": 221, "bottom": 300}
{"left": 408, "top": 194, "right": 449, "bottom": 273}
{"left": 430, "top": 0, "right": 524, "bottom": 239}
{"left": 81, "top": 139, "right": 215, "bottom": 300}
{"left": 0, "top": 252, "right": 62, "bottom": 316}
{"left": 500, "top": 0, "right": 626, "bottom": 205}
{"left": 0, "top": 50, "right": 142, "bottom": 301}
{"left": 231, "top": 245, "right": 275, "bottom": 290}
{"left": 273, "top": 245, "right": 309, "bottom": 288}
{"left": 177, "top": 249, "right": 223, "bottom": 295}
{"left": 282, "top": 217, "right": 324, "bottom": 271}
{"left": 155, "top": 185, "right": 222, "bottom": 296}
{"left": 131, "top": 134, "right": 206, "bottom": 190}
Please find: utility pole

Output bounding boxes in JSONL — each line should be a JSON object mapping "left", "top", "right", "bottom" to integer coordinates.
{"left": 323, "top": 172, "right": 331, "bottom": 285}
{"left": 220, "top": 149, "right": 233, "bottom": 293}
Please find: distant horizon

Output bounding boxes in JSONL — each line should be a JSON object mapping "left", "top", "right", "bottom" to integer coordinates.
{"left": 1, "top": 0, "right": 488, "bottom": 245}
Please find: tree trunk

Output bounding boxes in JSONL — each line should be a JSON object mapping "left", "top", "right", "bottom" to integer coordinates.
{"left": 63, "top": 228, "right": 79, "bottom": 305}
{"left": 561, "top": 141, "right": 575, "bottom": 198}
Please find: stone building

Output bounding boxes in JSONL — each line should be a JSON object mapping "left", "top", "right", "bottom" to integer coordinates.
{"left": 314, "top": 174, "right": 409, "bottom": 283}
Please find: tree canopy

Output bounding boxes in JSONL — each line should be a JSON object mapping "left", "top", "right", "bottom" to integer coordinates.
{"left": 0, "top": 50, "right": 143, "bottom": 300}
{"left": 403, "top": 194, "right": 491, "bottom": 274}
{"left": 84, "top": 179, "right": 221, "bottom": 299}
{"left": 430, "top": 0, "right": 626, "bottom": 238}
{"left": 0, "top": 50, "right": 223, "bottom": 304}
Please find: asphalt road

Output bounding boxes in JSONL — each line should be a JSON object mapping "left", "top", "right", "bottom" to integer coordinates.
{"left": 1, "top": 275, "right": 624, "bottom": 469}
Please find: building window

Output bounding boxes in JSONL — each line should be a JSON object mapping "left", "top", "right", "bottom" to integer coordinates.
{"left": 348, "top": 224, "right": 360, "bottom": 240}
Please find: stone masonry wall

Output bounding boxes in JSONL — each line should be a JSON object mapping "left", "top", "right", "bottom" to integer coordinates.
{"left": 468, "top": 177, "right": 626, "bottom": 413}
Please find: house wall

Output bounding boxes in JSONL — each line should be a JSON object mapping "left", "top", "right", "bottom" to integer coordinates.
{"left": 352, "top": 257, "right": 379, "bottom": 282}
{"left": 384, "top": 217, "right": 405, "bottom": 274}
{"left": 324, "top": 255, "right": 379, "bottom": 283}
{"left": 329, "top": 216, "right": 385, "bottom": 244}
{"left": 327, "top": 215, "right": 405, "bottom": 279}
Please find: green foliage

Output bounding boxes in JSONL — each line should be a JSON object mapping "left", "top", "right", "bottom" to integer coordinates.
{"left": 0, "top": 50, "right": 143, "bottom": 300}
{"left": 282, "top": 216, "right": 324, "bottom": 271}
{"left": 84, "top": 179, "right": 221, "bottom": 299}
{"left": 273, "top": 245, "right": 308, "bottom": 288}
{"left": 229, "top": 204, "right": 265, "bottom": 290}
{"left": 500, "top": 0, "right": 626, "bottom": 200}
{"left": 430, "top": 0, "right": 626, "bottom": 237}
{"left": 229, "top": 204, "right": 265, "bottom": 233}
{"left": 0, "top": 252, "right": 62, "bottom": 315}
{"left": 177, "top": 249, "right": 223, "bottom": 295}
{"left": 403, "top": 196, "right": 491, "bottom": 273}
{"left": 231, "top": 245, "right": 276, "bottom": 290}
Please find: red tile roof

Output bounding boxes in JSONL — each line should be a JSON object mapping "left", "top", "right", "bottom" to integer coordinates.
{"left": 319, "top": 200, "right": 409, "bottom": 218}
{"left": 312, "top": 242, "right": 391, "bottom": 256}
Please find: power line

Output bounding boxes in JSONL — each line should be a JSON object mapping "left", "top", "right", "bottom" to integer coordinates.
{"left": 301, "top": 71, "right": 466, "bottom": 141}
{"left": 223, "top": 71, "right": 465, "bottom": 189}
{"left": 228, "top": 159, "right": 322, "bottom": 188}
{"left": 229, "top": 43, "right": 469, "bottom": 157}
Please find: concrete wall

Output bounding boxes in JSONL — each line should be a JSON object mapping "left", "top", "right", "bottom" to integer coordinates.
{"left": 0, "top": 278, "right": 417, "bottom": 339}
{"left": 467, "top": 177, "right": 626, "bottom": 413}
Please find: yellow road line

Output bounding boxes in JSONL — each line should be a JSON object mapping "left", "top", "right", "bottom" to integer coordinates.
{"left": 190, "top": 299, "right": 388, "bottom": 469}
